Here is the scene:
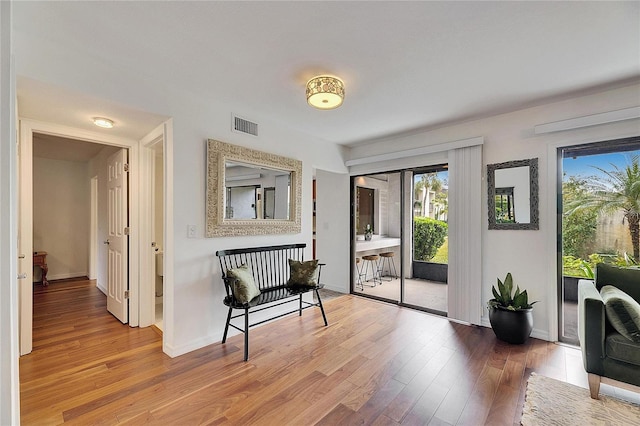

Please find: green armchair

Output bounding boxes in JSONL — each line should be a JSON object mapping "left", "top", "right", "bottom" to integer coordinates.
{"left": 578, "top": 263, "right": 640, "bottom": 399}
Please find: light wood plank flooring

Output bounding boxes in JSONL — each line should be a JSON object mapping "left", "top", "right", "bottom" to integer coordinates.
{"left": 22, "top": 279, "right": 593, "bottom": 425}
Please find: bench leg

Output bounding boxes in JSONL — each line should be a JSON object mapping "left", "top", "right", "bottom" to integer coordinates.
{"left": 315, "top": 288, "right": 328, "bottom": 326}
{"left": 243, "top": 308, "right": 249, "bottom": 362}
{"left": 299, "top": 294, "right": 303, "bottom": 316}
{"left": 222, "top": 306, "right": 233, "bottom": 343}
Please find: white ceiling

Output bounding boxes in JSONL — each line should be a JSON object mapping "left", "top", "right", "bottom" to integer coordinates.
{"left": 13, "top": 1, "right": 640, "bottom": 146}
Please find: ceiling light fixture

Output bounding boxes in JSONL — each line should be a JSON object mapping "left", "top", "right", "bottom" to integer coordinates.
{"left": 306, "top": 75, "right": 344, "bottom": 110}
{"left": 92, "top": 117, "right": 114, "bottom": 128}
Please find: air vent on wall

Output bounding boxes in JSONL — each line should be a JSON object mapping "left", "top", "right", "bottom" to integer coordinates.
{"left": 232, "top": 114, "right": 259, "bottom": 137}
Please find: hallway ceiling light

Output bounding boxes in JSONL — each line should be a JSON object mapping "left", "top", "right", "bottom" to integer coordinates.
{"left": 306, "top": 76, "right": 344, "bottom": 110}
{"left": 92, "top": 117, "right": 114, "bottom": 128}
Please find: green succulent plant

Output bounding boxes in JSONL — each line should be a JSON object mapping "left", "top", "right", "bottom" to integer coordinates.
{"left": 488, "top": 273, "right": 537, "bottom": 311}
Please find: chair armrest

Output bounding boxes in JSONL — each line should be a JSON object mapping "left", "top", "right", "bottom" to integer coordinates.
{"left": 578, "top": 279, "right": 605, "bottom": 375}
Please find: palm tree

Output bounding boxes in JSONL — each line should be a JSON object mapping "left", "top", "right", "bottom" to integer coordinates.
{"left": 566, "top": 155, "right": 640, "bottom": 261}
{"left": 414, "top": 173, "right": 442, "bottom": 217}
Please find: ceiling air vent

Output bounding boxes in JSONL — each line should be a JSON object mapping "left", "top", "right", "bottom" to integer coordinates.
{"left": 232, "top": 115, "right": 258, "bottom": 137}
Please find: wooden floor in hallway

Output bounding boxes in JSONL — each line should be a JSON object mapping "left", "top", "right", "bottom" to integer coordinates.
{"left": 21, "top": 279, "right": 594, "bottom": 425}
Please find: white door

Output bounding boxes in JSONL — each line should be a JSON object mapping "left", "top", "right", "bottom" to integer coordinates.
{"left": 18, "top": 122, "right": 33, "bottom": 355}
{"left": 107, "top": 149, "right": 129, "bottom": 323}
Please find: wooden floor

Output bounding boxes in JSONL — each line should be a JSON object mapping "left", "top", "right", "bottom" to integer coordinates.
{"left": 21, "top": 279, "right": 592, "bottom": 425}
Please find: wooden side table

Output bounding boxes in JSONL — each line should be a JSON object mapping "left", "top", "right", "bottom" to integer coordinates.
{"left": 33, "top": 251, "right": 49, "bottom": 286}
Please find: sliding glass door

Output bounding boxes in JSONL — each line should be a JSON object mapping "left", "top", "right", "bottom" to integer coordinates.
{"left": 557, "top": 137, "right": 640, "bottom": 344}
{"left": 404, "top": 167, "right": 449, "bottom": 314}
{"left": 353, "top": 173, "right": 401, "bottom": 303}
{"left": 352, "top": 164, "right": 449, "bottom": 316}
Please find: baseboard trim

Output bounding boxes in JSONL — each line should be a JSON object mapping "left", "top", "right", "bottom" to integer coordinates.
{"left": 45, "top": 272, "right": 89, "bottom": 281}
{"left": 164, "top": 333, "right": 221, "bottom": 358}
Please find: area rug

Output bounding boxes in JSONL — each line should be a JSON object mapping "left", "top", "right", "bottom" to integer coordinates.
{"left": 522, "top": 373, "right": 640, "bottom": 425}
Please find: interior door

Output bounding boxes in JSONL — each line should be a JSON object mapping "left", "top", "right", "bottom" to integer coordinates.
{"left": 18, "top": 123, "right": 33, "bottom": 355}
{"left": 107, "top": 149, "right": 129, "bottom": 323}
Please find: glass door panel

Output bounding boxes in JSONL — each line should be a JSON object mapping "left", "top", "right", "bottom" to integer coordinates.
{"left": 558, "top": 138, "right": 640, "bottom": 344}
{"left": 404, "top": 167, "right": 449, "bottom": 314}
{"left": 353, "top": 173, "right": 401, "bottom": 302}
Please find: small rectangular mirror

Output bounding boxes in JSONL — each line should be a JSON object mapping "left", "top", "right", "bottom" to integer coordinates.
{"left": 487, "top": 158, "right": 538, "bottom": 230}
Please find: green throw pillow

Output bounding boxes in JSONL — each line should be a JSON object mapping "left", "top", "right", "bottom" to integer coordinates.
{"left": 226, "top": 264, "right": 260, "bottom": 304}
{"left": 287, "top": 259, "right": 319, "bottom": 287}
{"left": 600, "top": 285, "right": 640, "bottom": 343}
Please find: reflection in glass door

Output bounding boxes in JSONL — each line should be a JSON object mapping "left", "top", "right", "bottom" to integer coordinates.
{"left": 353, "top": 173, "right": 401, "bottom": 303}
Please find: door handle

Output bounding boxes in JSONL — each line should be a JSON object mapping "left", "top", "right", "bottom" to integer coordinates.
{"left": 19, "top": 254, "right": 26, "bottom": 259}
{"left": 103, "top": 240, "right": 110, "bottom": 245}
{"left": 17, "top": 273, "right": 27, "bottom": 280}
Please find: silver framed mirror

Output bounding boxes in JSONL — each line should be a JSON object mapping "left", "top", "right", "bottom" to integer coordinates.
{"left": 206, "top": 139, "right": 302, "bottom": 237}
{"left": 487, "top": 158, "right": 539, "bottom": 230}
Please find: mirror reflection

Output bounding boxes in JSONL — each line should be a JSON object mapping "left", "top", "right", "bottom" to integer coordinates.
{"left": 494, "top": 166, "right": 530, "bottom": 224}
{"left": 224, "top": 161, "right": 291, "bottom": 220}
{"left": 487, "top": 158, "right": 539, "bottom": 230}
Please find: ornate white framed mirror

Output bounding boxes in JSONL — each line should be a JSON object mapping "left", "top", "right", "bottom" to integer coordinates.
{"left": 206, "top": 139, "right": 302, "bottom": 237}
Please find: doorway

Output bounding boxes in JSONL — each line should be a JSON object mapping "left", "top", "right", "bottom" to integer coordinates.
{"left": 18, "top": 119, "right": 166, "bottom": 355}
{"left": 351, "top": 164, "right": 449, "bottom": 316}
{"left": 150, "top": 139, "right": 165, "bottom": 330}
{"left": 557, "top": 136, "right": 640, "bottom": 344}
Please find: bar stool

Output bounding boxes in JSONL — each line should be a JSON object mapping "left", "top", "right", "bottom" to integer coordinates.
{"left": 361, "top": 254, "right": 381, "bottom": 286}
{"left": 355, "top": 257, "right": 364, "bottom": 290}
{"left": 378, "top": 252, "right": 398, "bottom": 281}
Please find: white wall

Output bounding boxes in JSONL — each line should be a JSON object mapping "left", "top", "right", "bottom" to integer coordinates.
{"left": 165, "top": 111, "right": 347, "bottom": 356}
{"left": 348, "top": 83, "right": 640, "bottom": 340}
{"left": 315, "top": 169, "right": 350, "bottom": 293}
{"left": 32, "top": 157, "right": 90, "bottom": 280}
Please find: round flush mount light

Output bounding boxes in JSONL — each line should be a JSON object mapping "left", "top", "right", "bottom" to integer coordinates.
{"left": 306, "top": 75, "right": 344, "bottom": 110}
{"left": 92, "top": 117, "right": 114, "bottom": 128}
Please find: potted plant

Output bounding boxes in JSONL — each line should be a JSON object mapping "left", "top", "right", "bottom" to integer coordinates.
{"left": 364, "top": 224, "right": 373, "bottom": 241}
{"left": 488, "top": 273, "right": 537, "bottom": 344}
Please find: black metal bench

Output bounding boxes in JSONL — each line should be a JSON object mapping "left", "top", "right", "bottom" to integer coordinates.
{"left": 216, "top": 243, "right": 328, "bottom": 361}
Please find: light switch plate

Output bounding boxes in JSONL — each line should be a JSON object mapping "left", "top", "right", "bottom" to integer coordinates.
{"left": 187, "top": 225, "right": 196, "bottom": 238}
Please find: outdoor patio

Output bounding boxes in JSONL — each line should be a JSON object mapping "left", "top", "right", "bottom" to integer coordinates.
{"left": 354, "top": 277, "right": 448, "bottom": 313}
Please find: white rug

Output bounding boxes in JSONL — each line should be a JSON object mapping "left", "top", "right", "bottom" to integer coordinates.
{"left": 522, "top": 373, "right": 640, "bottom": 425}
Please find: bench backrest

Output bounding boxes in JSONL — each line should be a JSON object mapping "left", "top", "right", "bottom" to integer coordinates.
{"left": 216, "top": 243, "right": 306, "bottom": 293}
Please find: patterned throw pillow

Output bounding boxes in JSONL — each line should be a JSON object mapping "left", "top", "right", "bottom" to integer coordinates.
{"left": 287, "top": 259, "right": 319, "bottom": 287}
{"left": 227, "top": 264, "right": 260, "bottom": 304}
{"left": 600, "top": 285, "right": 640, "bottom": 343}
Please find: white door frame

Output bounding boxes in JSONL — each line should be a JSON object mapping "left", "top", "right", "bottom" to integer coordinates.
{"left": 138, "top": 122, "right": 169, "bottom": 330}
{"left": 18, "top": 119, "right": 142, "bottom": 355}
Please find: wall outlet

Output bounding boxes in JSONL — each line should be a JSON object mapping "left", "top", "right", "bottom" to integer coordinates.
{"left": 187, "top": 225, "right": 196, "bottom": 238}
